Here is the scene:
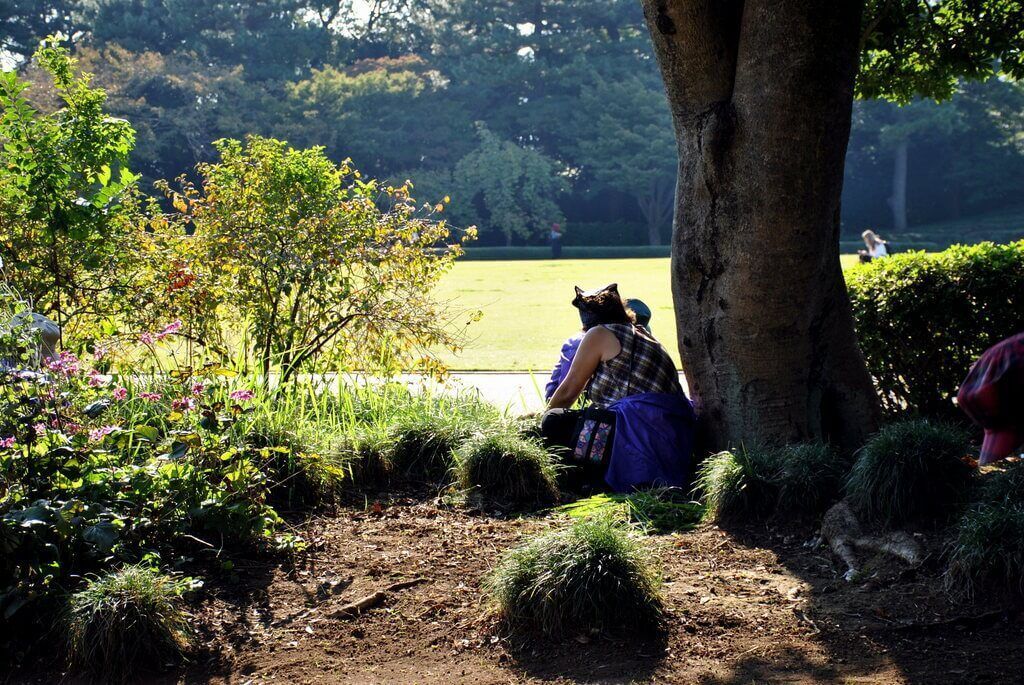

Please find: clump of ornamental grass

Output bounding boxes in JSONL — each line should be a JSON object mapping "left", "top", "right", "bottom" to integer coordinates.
{"left": 946, "top": 462, "right": 1024, "bottom": 598}
{"left": 455, "top": 433, "right": 560, "bottom": 509}
{"left": 65, "top": 566, "right": 195, "bottom": 683}
{"left": 328, "top": 428, "right": 394, "bottom": 487}
{"left": 485, "top": 514, "right": 663, "bottom": 637}
{"left": 697, "top": 442, "right": 844, "bottom": 524}
{"left": 845, "top": 419, "right": 974, "bottom": 527}
{"left": 387, "top": 414, "right": 471, "bottom": 482}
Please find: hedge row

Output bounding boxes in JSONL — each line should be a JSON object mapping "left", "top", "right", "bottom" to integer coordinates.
{"left": 847, "top": 240, "right": 1024, "bottom": 418}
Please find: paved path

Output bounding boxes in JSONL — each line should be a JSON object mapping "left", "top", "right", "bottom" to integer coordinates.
{"left": 400, "top": 371, "right": 690, "bottom": 414}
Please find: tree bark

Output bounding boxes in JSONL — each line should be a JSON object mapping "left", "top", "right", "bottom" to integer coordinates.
{"left": 889, "top": 139, "right": 908, "bottom": 232}
{"left": 641, "top": 0, "right": 880, "bottom": 452}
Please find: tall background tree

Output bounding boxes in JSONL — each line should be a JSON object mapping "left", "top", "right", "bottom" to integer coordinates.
{"left": 638, "top": 0, "right": 1023, "bottom": 449}
{"left": 6, "top": 0, "right": 1022, "bottom": 247}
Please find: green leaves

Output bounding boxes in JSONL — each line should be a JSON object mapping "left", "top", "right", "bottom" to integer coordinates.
{"left": 166, "top": 134, "right": 466, "bottom": 381}
{"left": 1, "top": 35, "right": 143, "bottom": 335}
{"left": 858, "top": 0, "right": 1024, "bottom": 103}
{"left": 847, "top": 241, "right": 1024, "bottom": 417}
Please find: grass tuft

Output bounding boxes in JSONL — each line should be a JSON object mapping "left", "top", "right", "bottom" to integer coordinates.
{"left": 387, "top": 414, "right": 470, "bottom": 482}
{"left": 844, "top": 419, "right": 973, "bottom": 527}
{"left": 697, "top": 443, "right": 844, "bottom": 524}
{"left": 485, "top": 514, "right": 663, "bottom": 637}
{"left": 65, "top": 565, "right": 194, "bottom": 683}
{"left": 455, "top": 433, "right": 560, "bottom": 509}
{"left": 559, "top": 489, "right": 703, "bottom": 534}
{"left": 946, "top": 462, "right": 1024, "bottom": 598}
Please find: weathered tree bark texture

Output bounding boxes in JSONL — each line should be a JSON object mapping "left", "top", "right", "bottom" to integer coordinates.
{"left": 640, "top": 0, "right": 881, "bottom": 451}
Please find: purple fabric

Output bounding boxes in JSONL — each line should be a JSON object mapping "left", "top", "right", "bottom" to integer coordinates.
{"left": 605, "top": 392, "right": 695, "bottom": 493}
{"left": 544, "top": 333, "right": 584, "bottom": 400}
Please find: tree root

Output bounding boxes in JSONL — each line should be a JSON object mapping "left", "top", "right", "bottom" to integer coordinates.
{"left": 331, "top": 577, "right": 428, "bottom": 620}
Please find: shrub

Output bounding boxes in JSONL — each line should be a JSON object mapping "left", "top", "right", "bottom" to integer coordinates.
{"left": 847, "top": 241, "right": 1024, "bottom": 418}
{"left": 845, "top": 419, "right": 974, "bottom": 527}
{"left": 455, "top": 433, "right": 559, "bottom": 509}
{"left": 485, "top": 515, "right": 662, "bottom": 636}
{"left": 158, "top": 134, "right": 471, "bottom": 382}
{"left": 697, "top": 443, "right": 845, "bottom": 524}
{"left": 65, "top": 566, "right": 194, "bottom": 683}
{"left": 946, "top": 463, "right": 1024, "bottom": 598}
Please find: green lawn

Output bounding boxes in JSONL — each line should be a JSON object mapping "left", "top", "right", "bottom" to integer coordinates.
{"left": 437, "top": 255, "right": 861, "bottom": 371}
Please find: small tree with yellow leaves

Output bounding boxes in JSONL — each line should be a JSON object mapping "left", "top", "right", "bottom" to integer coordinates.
{"left": 159, "top": 135, "right": 473, "bottom": 381}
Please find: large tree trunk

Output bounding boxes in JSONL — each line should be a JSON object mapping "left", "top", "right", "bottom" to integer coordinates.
{"left": 888, "top": 139, "right": 909, "bottom": 232}
{"left": 641, "top": 0, "right": 880, "bottom": 451}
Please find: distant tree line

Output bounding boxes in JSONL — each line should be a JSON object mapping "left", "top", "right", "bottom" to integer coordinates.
{"left": 4, "top": 0, "right": 1023, "bottom": 246}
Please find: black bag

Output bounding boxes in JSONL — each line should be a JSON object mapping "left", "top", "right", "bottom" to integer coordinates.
{"left": 570, "top": 406, "right": 617, "bottom": 469}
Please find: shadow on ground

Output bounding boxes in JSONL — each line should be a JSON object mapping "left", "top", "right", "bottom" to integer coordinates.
{"left": 698, "top": 523, "right": 1024, "bottom": 685}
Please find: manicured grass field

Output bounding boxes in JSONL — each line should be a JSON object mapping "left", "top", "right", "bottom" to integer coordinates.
{"left": 437, "top": 255, "right": 861, "bottom": 370}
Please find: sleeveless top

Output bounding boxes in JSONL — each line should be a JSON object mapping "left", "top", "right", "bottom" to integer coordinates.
{"left": 586, "top": 324, "right": 684, "bottom": 407}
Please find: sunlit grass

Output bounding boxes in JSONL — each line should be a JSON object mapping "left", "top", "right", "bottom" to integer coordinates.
{"left": 437, "top": 256, "right": 862, "bottom": 370}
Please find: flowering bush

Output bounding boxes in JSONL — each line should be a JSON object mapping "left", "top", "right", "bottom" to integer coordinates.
{"left": 0, "top": 323, "right": 305, "bottom": 627}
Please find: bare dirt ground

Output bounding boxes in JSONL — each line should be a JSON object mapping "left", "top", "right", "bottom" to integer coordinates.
{"left": 11, "top": 494, "right": 1024, "bottom": 684}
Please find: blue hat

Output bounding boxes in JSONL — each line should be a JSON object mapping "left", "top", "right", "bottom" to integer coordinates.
{"left": 625, "top": 298, "right": 652, "bottom": 328}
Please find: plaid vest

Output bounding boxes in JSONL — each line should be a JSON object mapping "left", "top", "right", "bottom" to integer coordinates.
{"left": 586, "top": 324, "right": 683, "bottom": 407}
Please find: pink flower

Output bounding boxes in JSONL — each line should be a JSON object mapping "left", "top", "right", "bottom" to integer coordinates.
{"left": 172, "top": 397, "right": 196, "bottom": 412}
{"left": 50, "top": 418, "right": 81, "bottom": 434}
{"left": 113, "top": 387, "right": 128, "bottom": 401}
{"left": 88, "top": 425, "right": 117, "bottom": 442}
{"left": 0, "top": 436, "right": 16, "bottom": 449}
{"left": 93, "top": 346, "right": 109, "bottom": 361}
{"left": 229, "top": 390, "right": 255, "bottom": 402}
{"left": 45, "top": 351, "right": 81, "bottom": 377}
{"left": 33, "top": 423, "right": 47, "bottom": 436}
{"left": 88, "top": 370, "right": 110, "bottom": 388}
{"left": 139, "top": 392, "right": 163, "bottom": 402}
{"left": 190, "top": 382, "right": 206, "bottom": 396}
{"left": 139, "top": 332, "right": 155, "bottom": 345}
{"left": 156, "top": 320, "right": 183, "bottom": 341}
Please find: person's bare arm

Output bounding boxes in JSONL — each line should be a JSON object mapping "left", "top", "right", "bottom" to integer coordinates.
{"left": 547, "top": 327, "right": 621, "bottom": 409}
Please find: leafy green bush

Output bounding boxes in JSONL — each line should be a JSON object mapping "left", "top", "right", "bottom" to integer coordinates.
{"left": 697, "top": 443, "right": 845, "bottom": 524}
{"left": 65, "top": 566, "right": 194, "bottom": 683}
{"left": 847, "top": 241, "right": 1024, "bottom": 417}
{"left": 455, "top": 433, "right": 559, "bottom": 509}
{"left": 845, "top": 420, "right": 974, "bottom": 527}
{"left": 485, "top": 515, "right": 662, "bottom": 636}
{"left": 946, "top": 463, "right": 1024, "bottom": 598}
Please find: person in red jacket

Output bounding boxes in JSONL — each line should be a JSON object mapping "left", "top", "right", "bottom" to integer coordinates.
{"left": 957, "top": 332, "right": 1024, "bottom": 465}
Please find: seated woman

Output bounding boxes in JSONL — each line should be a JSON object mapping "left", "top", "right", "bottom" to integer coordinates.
{"left": 541, "top": 284, "right": 695, "bottom": 492}
{"left": 543, "top": 297, "right": 653, "bottom": 401}
{"left": 858, "top": 229, "right": 889, "bottom": 263}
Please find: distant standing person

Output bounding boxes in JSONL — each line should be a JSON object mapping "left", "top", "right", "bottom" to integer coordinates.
{"left": 858, "top": 229, "right": 889, "bottom": 263}
{"left": 550, "top": 223, "right": 563, "bottom": 259}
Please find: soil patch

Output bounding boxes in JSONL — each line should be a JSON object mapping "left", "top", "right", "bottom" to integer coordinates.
{"left": 9, "top": 498, "right": 1024, "bottom": 684}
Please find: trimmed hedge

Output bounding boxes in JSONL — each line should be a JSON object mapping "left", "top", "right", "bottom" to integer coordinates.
{"left": 459, "top": 245, "right": 670, "bottom": 261}
{"left": 847, "top": 241, "right": 1024, "bottom": 418}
